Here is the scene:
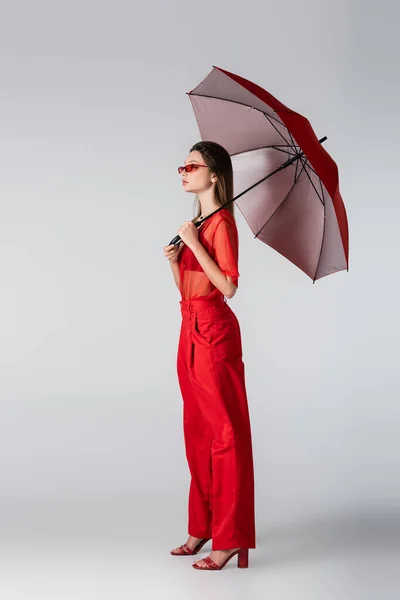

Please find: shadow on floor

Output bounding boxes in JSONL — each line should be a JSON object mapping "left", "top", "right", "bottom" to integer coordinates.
{"left": 254, "top": 510, "right": 400, "bottom": 566}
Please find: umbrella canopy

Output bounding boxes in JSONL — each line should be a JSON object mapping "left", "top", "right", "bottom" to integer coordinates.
{"left": 186, "top": 66, "right": 349, "bottom": 281}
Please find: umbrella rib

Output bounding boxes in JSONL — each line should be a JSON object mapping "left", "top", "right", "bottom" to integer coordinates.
{"left": 259, "top": 115, "right": 322, "bottom": 183}
{"left": 263, "top": 114, "right": 316, "bottom": 183}
{"left": 261, "top": 120, "right": 321, "bottom": 182}
{"left": 319, "top": 177, "right": 325, "bottom": 201}
{"left": 299, "top": 158, "right": 320, "bottom": 180}
{"left": 287, "top": 129, "right": 299, "bottom": 152}
{"left": 297, "top": 157, "right": 325, "bottom": 205}
{"left": 254, "top": 159, "right": 309, "bottom": 239}
{"left": 271, "top": 148, "right": 320, "bottom": 181}
{"left": 313, "top": 184, "right": 327, "bottom": 282}
{"left": 189, "top": 92, "right": 286, "bottom": 128}
{"left": 270, "top": 145, "right": 299, "bottom": 158}
{"left": 255, "top": 143, "right": 299, "bottom": 147}
{"left": 264, "top": 112, "right": 303, "bottom": 162}
{"left": 263, "top": 113, "right": 296, "bottom": 154}
{"left": 294, "top": 159, "right": 303, "bottom": 183}
{"left": 295, "top": 158, "right": 302, "bottom": 181}
{"left": 230, "top": 145, "right": 300, "bottom": 160}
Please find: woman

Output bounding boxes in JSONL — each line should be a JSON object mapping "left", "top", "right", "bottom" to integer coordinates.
{"left": 163, "top": 141, "right": 256, "bottom": 571}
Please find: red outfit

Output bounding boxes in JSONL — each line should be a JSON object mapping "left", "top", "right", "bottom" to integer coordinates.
{"left": 176, "top": 208, "right": 256, "bottom": 550}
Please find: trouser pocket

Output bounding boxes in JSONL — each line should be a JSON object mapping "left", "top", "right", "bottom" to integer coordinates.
{"left": 193, "top": 312, "right": 213, "bottom": 346}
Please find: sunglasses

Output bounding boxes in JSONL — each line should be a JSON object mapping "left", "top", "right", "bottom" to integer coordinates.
{"left": 178, "top": 163, "right": 209, "bottom": 175}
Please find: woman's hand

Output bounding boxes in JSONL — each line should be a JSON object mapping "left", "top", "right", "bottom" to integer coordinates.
{"left": 163, "top": 241, "right": 184, "bottom": 263}
{"left": 177, "top": 221, "right": 200, "bottom": 251}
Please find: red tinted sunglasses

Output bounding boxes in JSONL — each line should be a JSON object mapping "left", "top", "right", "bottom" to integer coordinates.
{"left": 178, "top": 163, "right": 209, "bottom": 175}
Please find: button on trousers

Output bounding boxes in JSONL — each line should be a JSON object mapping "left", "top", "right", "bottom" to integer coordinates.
{"left": 177, "top": 294, "right": 256, "bottom": 550}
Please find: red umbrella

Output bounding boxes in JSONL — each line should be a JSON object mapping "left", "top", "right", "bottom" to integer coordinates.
{"left": 170, "top": 66, "right": 349, "bottom": 282}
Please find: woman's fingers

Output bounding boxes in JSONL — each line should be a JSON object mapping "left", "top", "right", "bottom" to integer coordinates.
{"left": 164, "top": 243, "right": 182, "bottom": 253}
{"left": 163, "top": 243, "right": 183, "bottom": 260}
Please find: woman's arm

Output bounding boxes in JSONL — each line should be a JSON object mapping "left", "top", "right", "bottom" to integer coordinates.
{"left": 163, "top": 242, "right": 183, "bottom": 291}
{"left": 191, "top": 241, "right": 237, "bottom": 299}
{"left": 169, "top": 260, "right": 181, "bottom": 291}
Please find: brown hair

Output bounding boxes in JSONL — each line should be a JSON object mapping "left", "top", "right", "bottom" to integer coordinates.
{"left": 189, "top": 141, "right": 235, "bottom": 222}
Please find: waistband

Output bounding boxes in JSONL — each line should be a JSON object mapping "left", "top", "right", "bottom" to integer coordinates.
{"left": 180, "top": 294, "right": 227, "bottom": 314}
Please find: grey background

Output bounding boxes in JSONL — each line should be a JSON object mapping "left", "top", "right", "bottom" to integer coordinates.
{"left": 0, "top": 0, "right": 399, "bottom": 598}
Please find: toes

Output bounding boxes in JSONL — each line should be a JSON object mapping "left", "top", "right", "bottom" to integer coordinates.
{"left": 194, "top": 559, "right": 205, "bottom": 567}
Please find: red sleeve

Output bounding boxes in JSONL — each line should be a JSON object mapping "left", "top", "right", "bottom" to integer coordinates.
{"left": 212, "top": 217, "right": 240, "bottom": 287}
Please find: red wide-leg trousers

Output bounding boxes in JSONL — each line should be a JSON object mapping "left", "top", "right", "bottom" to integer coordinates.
{"left": 177, "top": 294, "right": 256, "bottom": 550}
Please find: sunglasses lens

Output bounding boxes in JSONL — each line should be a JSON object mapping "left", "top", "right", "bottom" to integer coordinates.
{"left": 178, "top": 164, "right": 201, "bottom": 174}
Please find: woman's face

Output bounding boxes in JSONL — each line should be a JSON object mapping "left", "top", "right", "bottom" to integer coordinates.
{"left": 181, "top": 150, "right": 215, "bottom": 194}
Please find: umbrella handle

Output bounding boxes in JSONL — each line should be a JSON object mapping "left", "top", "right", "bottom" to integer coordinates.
{"left": 169, "top": 234, "right": 181, "bottom": 246}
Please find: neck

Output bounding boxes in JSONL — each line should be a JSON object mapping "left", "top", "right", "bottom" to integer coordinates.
{"left": 197, "top": 189, "right": 222, "bottom": 218}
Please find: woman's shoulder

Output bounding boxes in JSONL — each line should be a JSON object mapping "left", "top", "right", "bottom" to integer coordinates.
{"left": 215, "top": 207, "right": 235, "bottom": 223}
{"left": 214, "top": 207, "right": 237, "bottom": 230}
{"left": 210, "top": 208, "right": 238, "bottom": 244}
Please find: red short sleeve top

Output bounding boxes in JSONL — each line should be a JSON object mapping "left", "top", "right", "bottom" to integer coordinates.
{"left": 177, "top": 208, "right": 240, "bottom": 300}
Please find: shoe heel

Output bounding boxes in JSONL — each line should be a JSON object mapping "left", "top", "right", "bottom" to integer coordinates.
{"left": 238, "top": 548, "right": 249, "bottom": 568}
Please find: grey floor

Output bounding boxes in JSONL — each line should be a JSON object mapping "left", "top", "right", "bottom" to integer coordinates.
{"left": 1, "top": 497, "right": 398, "bottom": 600}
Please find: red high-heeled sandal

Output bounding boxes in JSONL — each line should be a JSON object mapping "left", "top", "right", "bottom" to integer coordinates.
{"left": 170, "top": 537, "right": 211, "bottom": 556}
{"left": 192, "top": 548, "right": 249, "bottom": 570}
